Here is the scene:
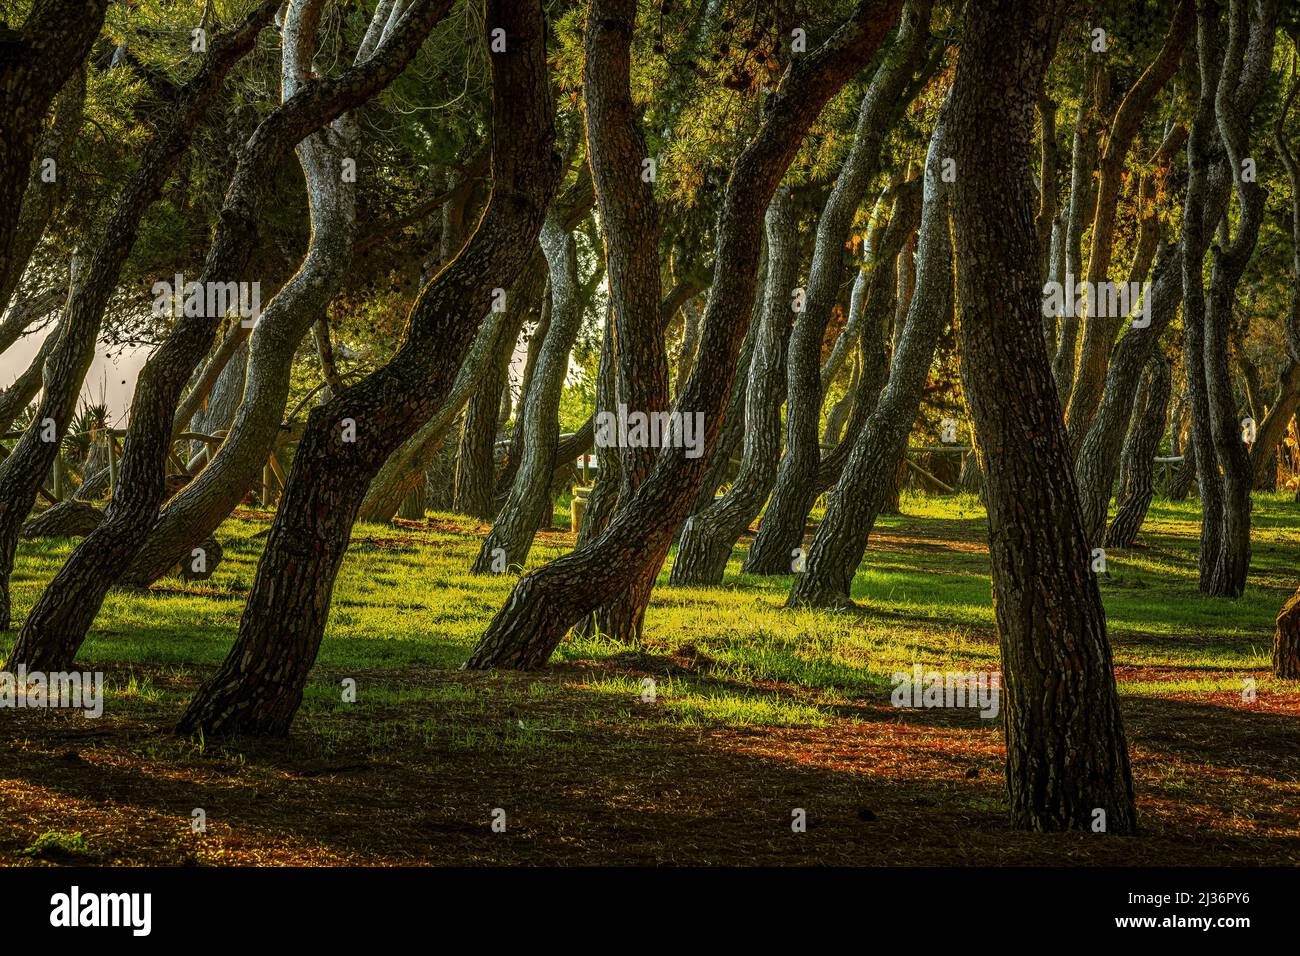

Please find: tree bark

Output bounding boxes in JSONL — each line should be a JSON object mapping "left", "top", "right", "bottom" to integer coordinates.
{"left": 0, "top": 3, "right": 278, "bottom": 634}
{"left": 669, "top": 188, "right": 798, "bottom": 586}
{"left": 948, "top": 0, "right": 1136, "bottom": 834}
{"left": 0, "top": 0, "right": 108, "bottom": 308}
{"left": 788, "top": 115, "right": 951, "bottom": 609}
{"left": 1106, "top": 352, "right": 1171, "bottom": 549}
{"left": 1062, "top": 0, "right": 1193, "bottom": 450}
{"left": 743, "top": 0, "right": 931, "bottom": 575}
{"left": 463, "top": 0, "right": 905, "bottom": 669}
{"left": 473, "top": 209, "right": 583, "bottom": 571}
{"left": 1075, "top": 242, "right": 1183, "bottom": 545}
{"left": 175, "top": 0, "right": 562, "bottom": 736}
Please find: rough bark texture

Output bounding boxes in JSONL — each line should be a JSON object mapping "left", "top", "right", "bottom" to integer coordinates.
{"left": 577, "top": 0, "right": 671, "bottom": 644}
{"left": 0, "top": 0, "right": 108, "bottom": 307}
{"left": 948, "top": 0, "right": 1136, "bottom": 834}
{"left": 1276, "top": 588, "right": 1300, "bottom": 678}
{"left": 473, "top": 210, "right": 583, "bottom": 571}
{"left": 0, "top": 66, "right": 85, "bottom": 331}
{"left": 10, "top": 0, "right": 449, "bottom": 666}
{"left": 113, "top": 0, "right": 456, "bottom": 588}
{"left": 787, "top": 115, "right": 951, "bottom": 609}
{"left": 463, "top": 0, "right": 905, "bottom": 669}
{"left": 669, "top": 189, "right": 798, "bottom": 586}
{"left": 0, "top": 3, "right": 277, "bottom": 635}
{"left": 1106, "top": 352, "right": 1171, "bottom": 549}
{"left": 1184, "top": 0, "right": 1275, "bottom": 598}
{"left": 743, "top": 0, "right": 930, "bottom": 575}
{"left": 174, "top": 0, "right": 562, "bottom": 736}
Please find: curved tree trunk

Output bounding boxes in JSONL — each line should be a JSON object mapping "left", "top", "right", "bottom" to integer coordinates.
{"left": 473, "top": 209, "right": 583, "bottom": 571}
{"left": 1075, "top": 243, "right": 1183, "bottom": 544}
{"left": 1106, "top": 352, "right": 1171, "bottom": 549}
{"left": 948, "top": 0, "right": 1136, "bottom": 834}
{"left": 114, "top": 0, "right": 456, "bottom": 590}
{"left": 0, "top": 4, "right": 278, "bottom": 634}
{"left": 743, "top": 0, "right": 932, "bottom": 576}
{"left": 669, "top": 189, "right": 798, "bottom": 585}
{"left": 0, "top": 66, "right": 85, "bottom": 332}
{"left": 463, "top": 0, "right": 905, "bottom": 670}
{"left": 788, "top": 115, "right": 951, "bottom": 609}
{"left": 1189, "top": 0, "right": 1276, "bottom": 597}
{"left": 7, "top": 0, "right": 457, "bottom": 667}
{"left": 174, "top": 0, "right": 561, "bottom": 737}
{"left": 1062, "top": 0, "right": 1193, "bottom": 450}
{"left": 0, "top": 0, "right": 108, "bottom": 311}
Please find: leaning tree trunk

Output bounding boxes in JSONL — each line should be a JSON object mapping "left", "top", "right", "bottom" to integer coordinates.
{"left": 948, "top": 0, "right": 1136, "bottom": 834}
{"left": 175, "top": 0, "right": 561, "bottom": 737}
{"left": 6, "top": 0, "right": 451, "bottom": 668}
{"left": 669, "top": 189, "right": 798, "bottom": 586}
{"left": 1062, "top": 0, "right": 1193, "bottom": 450}
{"left": 0, "top": 4, "right": 278, "bottom": 635}
{"left": 1075, "top": 243, "right": 1183, "bottom": 544}
{"left": 0, "top": 66, "right": 85, "bottom": 328}
{"left": 462, "top": 0, "right": 905, "bottom": 670}
{"left": 0, "top": 0, "right": 108, "bottom": 307}
{"left": 473, "top": 209, "right": 584, "bottom": 572}
{"left": 454, "top": 269, "right": 541, "bottom": 520}
{"left": 574, "top": 0, "right": 671, "bottom": 645}
{"left": 1106, "top": 352, "right": 1172, "bottom": 549}
{"left": 743, "top": 0, "right": 931, "bottom": 576}
{"left": 110, "top": 0, "right": 460, "bottom": 591}
{"left": 787, "top": 114, "right": 951, "bottom": 609}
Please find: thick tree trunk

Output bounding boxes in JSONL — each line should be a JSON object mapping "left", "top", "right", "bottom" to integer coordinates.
{"left": 948, "top": 0, "right": 1136, "bottom": 834}
{"left": 175, "top": 0, "right": 562, "bottom": 736}
{"left": 670, "top": 189, "right": 798, "bottom": 586}
{"left": 0, "top": 4, "right": 277, "bottom": 634}
{"left": 573, "top": 0, "right": 671, "bottom": 644}
{"left": 1106, "top": 353, "right": 1172, "bottom": 548}
{"left": 464, "top": 1, "right": 905, "bottom": 668}
{"left": 743, "top": 0, "right": 931, "bottom": 575}
{"left": 788, "top": 114, "right": 952, "bottom": 609}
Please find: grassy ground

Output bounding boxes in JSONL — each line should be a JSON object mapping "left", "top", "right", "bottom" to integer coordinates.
{"left": 1, "top": 492, "right": 1297, "bottom": 865}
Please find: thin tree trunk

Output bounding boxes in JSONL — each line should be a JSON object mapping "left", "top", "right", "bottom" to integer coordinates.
{"left": 473, "top": 208, "right": 583, "bottom": 571}
{"left": 743, "top": 0, "right": 932, "bottom": 575}
{"left": 670, "top": 188, "right": 798, "bottom": 586}
{"left": 788, "top": 111, "right": 952, "bottom": 609}
{"left": 1106, "top": 352, "right": 1171, "bottom": 548}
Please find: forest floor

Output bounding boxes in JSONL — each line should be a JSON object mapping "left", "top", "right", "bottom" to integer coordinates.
{"left": 1, "top": 492, "right": 1298, "bottom": 866}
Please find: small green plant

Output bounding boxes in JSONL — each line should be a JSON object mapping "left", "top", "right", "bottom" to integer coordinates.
{"left": 20, "top": 831, "right": 95, "bottom": 862}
